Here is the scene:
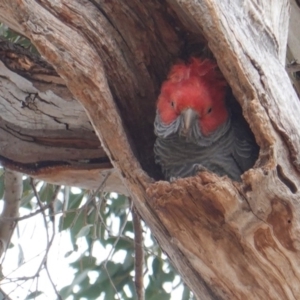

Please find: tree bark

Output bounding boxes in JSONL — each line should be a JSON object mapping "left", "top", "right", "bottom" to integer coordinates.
{"left": 1, "top": 0, "right": 300, "bottom": 299}
{"left": 0, "top": 170, "right": 22, "bottom": 258}
{"left": 0, "top": 37, "right": 126, "bottom": 193}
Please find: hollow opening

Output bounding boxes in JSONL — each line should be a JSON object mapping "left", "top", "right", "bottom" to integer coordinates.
{"left": 148, "top": 47, "right": 260, "bottom": 182}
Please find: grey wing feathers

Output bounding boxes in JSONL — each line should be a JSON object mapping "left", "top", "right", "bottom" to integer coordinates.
{"left": 232, "top": 116, "right": 259, "bottom": 172}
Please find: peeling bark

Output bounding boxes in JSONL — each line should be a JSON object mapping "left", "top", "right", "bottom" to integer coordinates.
{"left": 0, "top": 0, "right": 300, "bottom": 299}
{"left": 0, "top": 38, "right": 128, "bottom": 192}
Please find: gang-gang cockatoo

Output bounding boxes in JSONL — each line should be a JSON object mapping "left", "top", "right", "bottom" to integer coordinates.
{"left": 154, "top": 58, "right": 258, "bottom": 181}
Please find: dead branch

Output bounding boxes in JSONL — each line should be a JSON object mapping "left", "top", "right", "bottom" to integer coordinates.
{"left": 0, "top": 170, "right": 22, "bottom": 258}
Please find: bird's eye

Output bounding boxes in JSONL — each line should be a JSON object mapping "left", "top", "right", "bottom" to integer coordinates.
{"left": 207, "top": 107, "right": 212, "bottom": 114}
{"left": 170, "top": 100, "right": 175, "bottom": 108}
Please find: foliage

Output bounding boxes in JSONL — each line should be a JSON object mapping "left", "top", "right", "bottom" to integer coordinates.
{"left": 0, "top": 172, "right": 195, "bottom": 300}
{"left": 0, "top": 23, "right": 38, "bottom": 53}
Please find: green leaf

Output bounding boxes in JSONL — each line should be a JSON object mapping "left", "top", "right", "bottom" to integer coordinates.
{"left": 182, "top": 286, "right": 191, "bottom": 300}
{"left": 151, "top": 291, "right": 171, "bottom": 300}
{"left": 59, "top": 211, "right": 76, "bottom": 231}
{"left": 68, "top": 191, "right": 85, "bottom": 209}
{"left": 105, "top": 261, "right": 123, "bottom": 277}
{"left": 64, "top": 250, "right": 73, "bottom": 258}
{"left": 54, "top": 199, "right": 63, "bottom": 213}
{"left": 59, "top": 209, "right": 85, "bottom": 234}
{"left": 76, "top": 281, "right": 102, "bottom": 299}
{"left": 109, "top": 194, "right": 129, "bottom": 216}
{"left": 20, "top": 189, "right": 35, "bottom": 208}
{"left": 75, "top": 224, "right": 93, "bottom": 239}
{"left": 60, "top": 269, "right": 89, "bottom": 296}
{"left": 39, "top": 182, "right": 55, "bottom": 203}
{"left": 122, "top": 252, "right": 134, "bottom": 270}
{"left": 70, "top": 212, "right": 86, "bottom": 238}
{"left": 105, "top": 237, "right": 133, "bottom": 251}
{"left": 123, "top": 221, "right": 134, "bottom": 234}
{"left": 94, "top": 270, "right": 110, "bottom": 285}
{"left": 162, "top": 271, "right": 176, "bottom": 283}
{"left": 152, "top": 257, "right": 162, "bottom": 278}
{"left": 18, "top": 245, "right": 24, "bottom": 267}
{"left": 126, "top": 281, "right": 136, "bottom": 298}
{"left": 25, "top": 291, "right": 43, "bottom": 299}
{"left": 103, "top": 285, "right": 115, "bottom": 300}
{"left": 59, "top": 286, "right": 69, "bottom": 299}
{"left": 70, "top": 256, "right": 96, "bottom": 270}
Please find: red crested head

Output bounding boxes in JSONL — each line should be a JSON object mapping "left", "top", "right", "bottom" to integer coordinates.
{"left": 157, "top": 58, "right": 228, "bottom": 136}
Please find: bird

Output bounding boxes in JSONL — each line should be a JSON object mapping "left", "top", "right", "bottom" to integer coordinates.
{"left": 154, "top": 57, "right": 259, "bottom": 181}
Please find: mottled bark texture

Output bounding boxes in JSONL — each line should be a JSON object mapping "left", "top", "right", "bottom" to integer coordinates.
{"left": 1, "top": 0, "right": 300, "bottom": 299}
{"left": 0, "top": 170, "right": 22, "bottom": 258}
{"left": 0, "top": 37, "right": 125, "bottom": 193}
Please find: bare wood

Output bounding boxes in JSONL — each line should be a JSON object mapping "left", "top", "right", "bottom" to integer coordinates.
{"left": 0, "top": 170, "right": 22, "bottom": 258}
{"left": 0, "top": 0, "right": 299, "bottom": 299}
{"left": 0, "top": 38, "right": 128, "bottom": 192}
{"left": 0, "top": 4, "right": 25, "bottom": 35}
{"left": 0, "top": 39, "right": 102, "bottom": 161}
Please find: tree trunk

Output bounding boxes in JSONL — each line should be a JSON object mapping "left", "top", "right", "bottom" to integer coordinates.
{"left": 0, "top": 37, "right": 126, "bottom": 194}
{"left": 1, "top": 0, "right": 300, "bottom": 299}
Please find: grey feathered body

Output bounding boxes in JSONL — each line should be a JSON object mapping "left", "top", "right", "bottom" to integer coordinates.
{"left": 154, "top": 112, "right": 258, "bottom": 181}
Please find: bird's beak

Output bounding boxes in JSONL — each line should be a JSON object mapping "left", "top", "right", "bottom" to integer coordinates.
{"left": 181, "top": 108, "right": 198, "bottom": 134}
